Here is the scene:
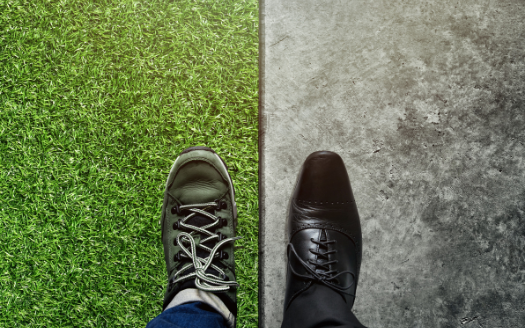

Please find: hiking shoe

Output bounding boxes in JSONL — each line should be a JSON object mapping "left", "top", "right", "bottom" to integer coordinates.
{"left": 160, "top": 146, "right": 240, "bottom": 318}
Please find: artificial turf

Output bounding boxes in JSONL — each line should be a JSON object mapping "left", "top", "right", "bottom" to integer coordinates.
{"left": 0, "top": 0, "right": 259, "bottom": 326}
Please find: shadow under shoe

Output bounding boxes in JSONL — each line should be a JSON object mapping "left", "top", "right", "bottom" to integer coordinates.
{"left": 282, "top": 151, "right": 367, "bottom": 328}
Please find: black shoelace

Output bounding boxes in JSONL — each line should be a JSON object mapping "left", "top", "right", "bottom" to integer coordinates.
{"left": 288, "top": 238, "right": 356, "bottom": 296}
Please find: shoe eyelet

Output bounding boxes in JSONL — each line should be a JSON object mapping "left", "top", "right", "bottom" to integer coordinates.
{"left": 219, "top": 251, "right": 229, "bottom": 260}
{"left": 173, "top": 221, "right": 180, "bottom": 230}
{"left": 214, "top": 200, "right": 228, "bottom": 211}
{"left": 174, "top": 252, "right": 183, "bottom": 261}
{"left": 173, "top": 239, "right": 177, "bottom": 246}
{"left": 171, "top": 204, "right": 182, "bottom": 215}
{"left": 220, "top": 218, "right": 228, "bottom": 227}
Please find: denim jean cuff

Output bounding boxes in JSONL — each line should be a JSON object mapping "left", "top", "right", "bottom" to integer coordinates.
{"left": 164, "top": 288, "right": 235, "bottom": 328}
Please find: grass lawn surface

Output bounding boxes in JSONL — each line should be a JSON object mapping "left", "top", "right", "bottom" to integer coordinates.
{"left": 0, "top": 0, "right": 258, "bottom": 326}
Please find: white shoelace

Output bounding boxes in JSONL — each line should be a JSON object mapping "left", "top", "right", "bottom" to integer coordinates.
{"left": 169, "top": 202, "right": 241, "bottom": 292}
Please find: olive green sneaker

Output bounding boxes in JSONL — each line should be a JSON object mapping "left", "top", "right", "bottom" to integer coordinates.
{"left": 160, "top": 146, "right": 240, "bottom": 318}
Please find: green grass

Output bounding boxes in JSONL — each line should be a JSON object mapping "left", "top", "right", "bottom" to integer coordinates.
{"left": 0, "top": 0, "right": 258, "bottom": 326}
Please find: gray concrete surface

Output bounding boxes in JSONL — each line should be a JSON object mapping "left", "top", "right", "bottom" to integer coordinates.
{"left": 259, "top": 0, "right": 525, "bottom": 327}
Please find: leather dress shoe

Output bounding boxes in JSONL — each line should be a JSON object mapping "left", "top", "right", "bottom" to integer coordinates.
{"left": 281, "top": 151, "right": 367, "bottom": 328}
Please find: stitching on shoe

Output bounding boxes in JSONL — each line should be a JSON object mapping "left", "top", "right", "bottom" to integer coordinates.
{"left": 290, "top": 223, "right": 359, "bottom": 246}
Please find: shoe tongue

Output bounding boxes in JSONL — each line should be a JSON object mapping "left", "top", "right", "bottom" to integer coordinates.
{"left": 320, "top": 229, "right": 327, "bottom": 241}
{"left": 315, "top": 229, "right": 329, "bottom": 274}
{"left": 185, "top": 212, "right": 219, "bottom": 255}
{"left": 187, "top": 212, "right": 215, "bottom": 228}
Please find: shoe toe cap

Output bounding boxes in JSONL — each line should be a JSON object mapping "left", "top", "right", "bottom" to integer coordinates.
{"left": 293, "top": 151, "right": 354, "bottom": 203}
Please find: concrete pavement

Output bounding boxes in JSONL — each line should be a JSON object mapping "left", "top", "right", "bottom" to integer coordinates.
{"left": 259, "top": 0, "right": 525, "bottom": 327}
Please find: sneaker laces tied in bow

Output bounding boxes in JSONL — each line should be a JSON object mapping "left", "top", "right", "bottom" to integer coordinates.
{"left": 169, "top": 202, "right": 241, "bottom": 292}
